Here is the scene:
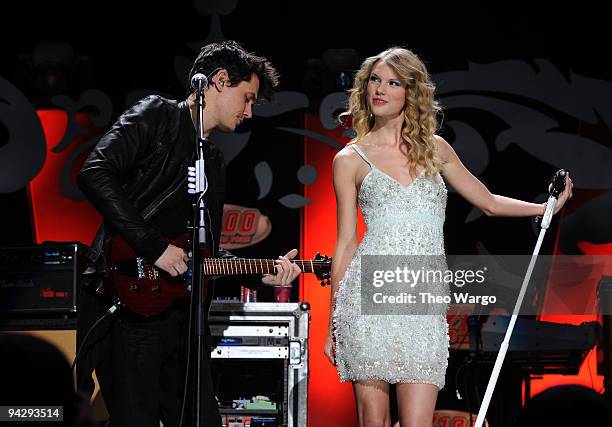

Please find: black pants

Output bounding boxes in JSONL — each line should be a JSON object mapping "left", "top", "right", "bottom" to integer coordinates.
{"left": 95, "top": 304, "right": 221, "bottom": 427}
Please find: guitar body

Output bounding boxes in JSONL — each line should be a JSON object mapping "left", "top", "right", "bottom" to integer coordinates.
{"left": 104, "top": 233, "right": 210, "bottom": 317}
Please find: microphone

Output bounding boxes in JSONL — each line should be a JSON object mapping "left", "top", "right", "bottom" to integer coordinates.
{"left": 536, "top": 168, "right": 568, "bottom": 228}
{"left": 548, "top": 169, "right": 567, "bottom": 198}
{"left": 190, "top": 73, "right": 208, "bottom": 90}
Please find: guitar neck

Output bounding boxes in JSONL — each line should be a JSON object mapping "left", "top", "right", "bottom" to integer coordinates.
{"left": 202, "top": 258, "right": 319, "bottom": 276}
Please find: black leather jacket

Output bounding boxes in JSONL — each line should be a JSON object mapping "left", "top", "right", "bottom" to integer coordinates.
{"left": 75, "top": 95, "right": 235, "bottom": 396}
{"left": 78, "top": 94, "right": 234, "bottom": 264}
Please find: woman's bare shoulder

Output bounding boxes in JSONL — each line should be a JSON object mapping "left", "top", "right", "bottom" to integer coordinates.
{"left": 333, "top": 144, "right": 362, "bottom": 169}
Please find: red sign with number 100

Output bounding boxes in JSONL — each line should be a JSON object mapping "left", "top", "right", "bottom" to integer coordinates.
{"left": 220, "top": 204, "right": 271, "bottom": 250}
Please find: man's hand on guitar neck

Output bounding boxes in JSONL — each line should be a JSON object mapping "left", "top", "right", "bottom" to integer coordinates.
{"left": 261, "top": 249, "right": 302, "bottom": 287}
{"left": 154, "top": 244, "right": 190, "bottom": 277}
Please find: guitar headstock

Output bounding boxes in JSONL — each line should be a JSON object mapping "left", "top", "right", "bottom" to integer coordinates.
{"left": 313, "top": 252, "right": 332, "bottom": 286}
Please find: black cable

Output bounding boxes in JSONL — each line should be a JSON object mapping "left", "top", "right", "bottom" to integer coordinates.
{"left": 452, "top": 312, "right": 487, "bottom": 425}
{"left": 452, "top": 315, "right": 476, "bottom": 398}
{"left": 71, "top": 298, "right": 124, "bottom": 372}
{"left": 463, "top": 362, "right": 472, "bottom": 425}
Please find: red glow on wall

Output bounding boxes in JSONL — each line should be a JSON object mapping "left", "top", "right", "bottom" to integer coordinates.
{"left": 578, "top": 241, "right": 612, "bottom": 255}
{"left": 28, "top": 110, "right": 103, "bottom": 245}
{"left": 301, "top": 113, "right": 361, "bottom": 426}
{"left": 532, "top": 193, "right": 610, "bottom": 399}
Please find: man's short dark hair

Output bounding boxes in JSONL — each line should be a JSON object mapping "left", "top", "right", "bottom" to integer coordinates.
{"left": 188, "top": 40, "right": 279, "bottom": 101}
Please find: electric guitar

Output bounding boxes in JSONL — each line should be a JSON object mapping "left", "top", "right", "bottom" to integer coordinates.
{"left": 103, "top": 233, "right": 331, "bottom": 316}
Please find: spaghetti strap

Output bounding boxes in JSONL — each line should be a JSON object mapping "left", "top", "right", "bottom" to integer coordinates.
{"left": 351, "top": 145, "right": 374, "bottom": 168}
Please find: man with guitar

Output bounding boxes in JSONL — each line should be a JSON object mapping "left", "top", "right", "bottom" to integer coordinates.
{"left": 76, "top": 41, "right": 302, "bottom": 427}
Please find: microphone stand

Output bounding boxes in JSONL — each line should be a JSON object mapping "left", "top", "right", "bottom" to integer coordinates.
{"left": 187, "top": 77, "right": 209, "bottom": 427}
{"left": 474, "top": 169, "right": 567, "bottom": 427}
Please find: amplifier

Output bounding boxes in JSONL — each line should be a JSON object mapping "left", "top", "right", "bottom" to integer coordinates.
{"left": 0, "top": 243, "right": 87, "bottom": 315}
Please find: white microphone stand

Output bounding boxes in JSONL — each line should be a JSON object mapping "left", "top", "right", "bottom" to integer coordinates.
{"left": 474, "top": 169, "right": 567, "bottom": 427}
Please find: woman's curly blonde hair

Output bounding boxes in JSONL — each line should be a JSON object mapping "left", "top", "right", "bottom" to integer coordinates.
{"left": 341, "top": 47, "right": 443, "bottom": 178}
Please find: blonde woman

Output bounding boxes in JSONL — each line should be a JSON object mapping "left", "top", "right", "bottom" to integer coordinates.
{"left": 325, "top": 47, "right": 573, "bottom": 427}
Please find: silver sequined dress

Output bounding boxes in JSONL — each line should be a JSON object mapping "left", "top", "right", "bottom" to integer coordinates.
{"left": 332, "top": 144, "right": 449, "bottom": 389}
